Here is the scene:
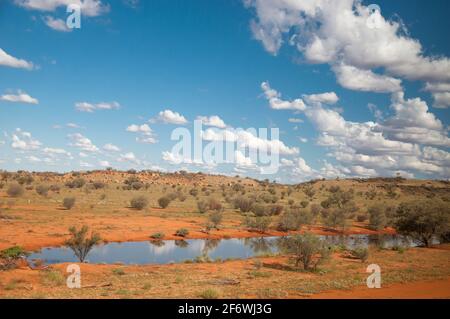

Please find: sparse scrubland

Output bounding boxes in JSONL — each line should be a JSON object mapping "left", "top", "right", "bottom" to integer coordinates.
{"left": 0, "top": 169, "right": 449, "bottom": 298}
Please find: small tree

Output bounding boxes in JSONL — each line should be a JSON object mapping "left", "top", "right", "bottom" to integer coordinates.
{"left": 158, "top": 196, "right": 171, "bottom": 208}
{"left": 395, "top": 200, "right": 450, "bottom": 247}
{"left": 368, "top": 204, "right": 387, "bottom": 230}
{"left": 244, "top": 216, "right": 271, "bottom": 233}
{"left": 7, "top": 183, "right": 24, "bottom": 197}
{"left": 277, "top": 233, "right": 330, "bottom": 270}
{"left": 234, "top": 196, "right": 253, "bottom": 213}
{"left": 130, "top": 196, "right": 149, "bottom": 210}
{"left": 197, "top": 200, "right": 209, "bottom": 213}
{"left": 65, "top": 226, "right": 101, "bottom": 262}
{"left": 63, "top": 197, "right": 76, "bottom": 210}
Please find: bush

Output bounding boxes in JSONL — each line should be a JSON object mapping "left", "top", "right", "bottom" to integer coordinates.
{"left": 269, "top": 205, "right": 284, "bottom": 216}
{"left": 277, "top": 233, "right": 330, "bottom": 270}
{"left": 65, "top": 177, "right": 86, "bottom": 189}
{"left": 150, "top": 232, "right": 165, "bottom": 239}
{"left": 92, "top": 181, "right": 106, "bottom": 189}
{"left": 158, "top": 196, "right": 171, "bottom": 208}
{"left": 251, "top": 204, "right": 268, "bottom": 217}
{"left": 356, "top": 214, "right": 368, "bottom": 222}
{"left": 130, "top": 196, "right": 148, "bottom": 210}
{"left": 63, "top": 197, "right": 76, "bottom": 210}
{"left": 207, "top": 198, "right": 223, "bottom": 212}
{"left": 234, "top": 196, "right": 253, "bottom": 213}
{"left": 49, "top": 184, "right": 61, "bottom": 192}
{"left": 368, "top": 205, "right": 387, "bottom": 230}
{"left": 197, "top": 200, "right": 209, "bottom": 213}
{"left": 244, "top": 216, "right": 271, "bottom": 233}
{"left": 189, "top": 188, "right": 199, "bottom": 197}
{"left": 7, "top": 183, "right": 24, "bottom": 197}
{"left": 175, "top": 228, "right": 189, "bottom": 237}
{"left": 300, "top": 200, "right": 309, "bottom": 208}
{"left": 198, "top": 288, "right": 219, "bottom": 299}
{"left": 0, "top": 246, "right": 28, "bottom": 259}
{"left": 350, "top": 247, "right": 369, "bottom": 262}
{"left": 208, "top": 211, "right": 223, "bottom": 229}
{"left": 65, "top": 225, "right": 101, "bottom": 262}
{"left": 36, "top": 185, "right": 49, "bottom": 197}
{"left": 323, "top": 208, "right": 348, "bottom": 231}
{"left": 277, "top": 210, "right": 301, "bottom": 231}
{"left": 395, "top": 200, "right": 450, "bottom": 247}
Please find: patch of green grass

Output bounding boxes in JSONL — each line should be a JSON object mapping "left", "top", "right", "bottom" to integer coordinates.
{"left": 40, "top": 270, "right": 65, "bottom": 287}
{"left": 249, "top": 270, "right": 272, "bottom": 278}
{"left": 112, "top": 268, "right": 125, "bottom": 276}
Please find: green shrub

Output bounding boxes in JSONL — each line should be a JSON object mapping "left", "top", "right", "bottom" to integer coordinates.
{"left": 175, "top": 228, "right": 189, "bottom": 237}
{"left": 150, "top": 232, "right": 165, "bottom": 239}
{"left": 92, "top": 181, "right": 106, "bottom": 189}
{"left": 130, "top": 196, "right": 148, "bottom": 210}
{"left": 63, "top": 197, "right": 76, "bottom": 210}
{"left": 65, "top": 225, "right": 101, "bottom": 262}
{"left": 0, "top": 246, "right": 28, "bottom": 259}
{"left": 368, "top": 205, "right": 387, "bottom": 230}
{"left": 208, "top": 211, "right": 223, "bottom": 229}
{"left": 251, "top": 204, "right": 268, "bottom": 217}
{"left": 356, "top": 214, "right": 368, "bottom": 222}
{"left": 244, "top": 216, "right": 271, "bottom": 233}
{"left": 277, "top": 233, "right": 330, "bottom": 270}
{"left": 277, "top": 210, "right": 301, "bottom": 231}
{"left": 197, "top": 200, "right": 209, "bottom": 213}
{"left": 158, "top": 196, "right": 171, "bottom": 208}
{"left": 234, "top": 196, "right": 253, "bottom": 213}
{"left": 7, "top": 183, "right": 24, "bottom": 197}
{"left": 300, "top": 200, "right": 309, "bottom": 208}
{"left": 198, "top": 288, "right": 219, "bottom": 299}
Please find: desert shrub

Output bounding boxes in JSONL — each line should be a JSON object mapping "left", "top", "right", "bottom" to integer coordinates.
{"left": 197, "top": 200, "right": 209, "bottom": 213}
{"left": 368, "top": 205, "right": 387, "bottom": 230}
{"left": 49, "top": 184, "right": 61, "bottom": 192}
{"left": 177, "top": 193, "right": 187, "bottom": 202}
{"left": 63, "top": 197, "right": 76, "bottom": 210}
{"left": 356, "top": 214, "right": 368, "bottom": 222}
{"left": 288, "top": 199, "right": 294, "bottom": 206}
{"left": 0, "top": 246, "right": 28, "bottom": 259}
{"left": 323, "top": 208, "right": 348, "bottom": 231}
{"left": 208, "top": 211, "right": 223, "bottom": 229}
{"left": 234, "top": 196, "right": 253, "bottom": 213}
{"left": 251, "top": 204, "right": 268, "bottom": 217}
{"left": 394, "top": 200, "right": 450, "bottom": 247}
{"left": 328, "top": 185, "right": 341, "bottom": 193}
{"left": 175, "top": 228, "right": 189, "bottom": 237}
{"left": 35, "top": 185, "right": 49, "bottom": 197}
{"left": 350, "top": 247, "right": 369, "bottom": 262}
{"left": 244, "top": 216, "right": 271, "bottom": 233}
{"left": 189, "top": 188, "right": 199, "bottom": 197}
{"left": 150, "top": 232, "right": 165, "bottom": 239}
{"left": 0, "top": 182, "right": 4, "bottom": 189}
{"left": 198, "top": 288, "right": 219, "bottom": 299}
{"left": 277, "top": 210, "right": 301, "bottom": 231}
{"left": 158, "top": 196, "right": 171, "bottom": 208}
{"left": 303, "top": 186, "right": 316, "bottom": 199}
{"left": 166, "top": 192, "right": 178, "bottom": 201}
{"left": 207, "top": 198, "right": 223, "bottom": 212}
{"left": 92, "top": 181, "right": 106, "bottom": 189}
{"left": 277, "top": 233, "right": 330, "bottom": 270}
{"left": 300, "top": 200, "right": 309, "bottom": 208}
{"left": 310, "top": 204, "right": 321, "bottom": 217}
{"left": 130, "top": 196, "right": 148, "bottom": 210}
{"left": 65, "top": 177, "right": 85, "bottom": 189}
{"left": 269, "top": 205, "right": 284, "bottom": 216}
{"left": 130, "top": 182, "right": 143, "bottom": 190}
{"left": 16, "top": 175, "right": 33, "bottom": 185}
{"left": 7, "top": 183, "right": 24, "bottom": 197}
{"left": 65, "top": 225, "right": 101, "bottom": 262}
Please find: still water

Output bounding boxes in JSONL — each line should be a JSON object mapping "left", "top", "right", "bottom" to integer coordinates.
{"left": 27, "top": 234, "right": 417, "bottom": 265}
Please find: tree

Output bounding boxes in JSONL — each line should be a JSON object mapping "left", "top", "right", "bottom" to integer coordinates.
{"left": 277, "top": 233, "right": 330, "bottom": 270}
{"left": 394, "top": 200, "right": 450, "bottom": 247}
{"left": 244, "top": 216, "right": 271, "bottom": 233}
{"left": 208, "top": 211, "right": 223, "bottom": 229}
{"left": 36, "top": 185, "right": 49, "bottom": 197}
{"left": 65, "top": 226, "right": 101, "bottom": 262}
{"left": 323, "top": 208, "right": 348, "bottom": 231}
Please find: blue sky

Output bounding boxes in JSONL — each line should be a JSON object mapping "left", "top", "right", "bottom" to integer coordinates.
{"left": 0, "top": 0, "right": 449, "bottom": 183}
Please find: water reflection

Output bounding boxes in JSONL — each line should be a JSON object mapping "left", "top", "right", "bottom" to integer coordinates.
{"left": 28, "top": 234, "right": 419, "bottom": 266}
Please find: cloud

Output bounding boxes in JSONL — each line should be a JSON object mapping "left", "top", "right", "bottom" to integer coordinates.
{"left": 332, "top": 64, "right": 402, "bottom": 93}
{"left": 260, "top": 83, "right": 450, "bottom": 179}
{"left": 11, "top": 129, "right": 42, "bottom": 150}
{"left": 43, "top": 16, "right": 71, "bottom": 32}
{"left": 68, "top": 133, "right": 99, "bottom": 152}
{"left": 103, "top": 143, "right": 120, "bottom": 152}
{"left": 66, "top": 123, "right": 81, "bottom": 128}
{"left": 288, "top": 118, "right": 303, "bottom": 123}
{"left": 0, "top": 90, "right": 38, "bottom": 104}
{"left": 431, "top": 92, "right": 450, "bottom": 109}
{"left": 261, "top": 82, "right": 306, "bottom": 111}
{"left": 43, "top": 147, "right": 71, "bottom": 157}
{"left": 196, "top": 115, "right": 227, "bottom": 128}
{"left": 99, "top": 160, "right": 111, "bottom": 167}
{"left": 14, "top": 0, "right": 109, "bottom": 17}
{"left": 126, "top": 124, "right": 157, "bottom": 144}
{"left": 118, "top": 152, "right": 139, "bottom": 163}
{"left": 202, "top": 128, "right": 299, "bottom": 155}
{"left": 303, "top": 92, "right": 339, "bottom": 105}
{"left": 246, "top": 0, "right": 450, "bottom": 92}
{"left": 152, "top": 109, "right": 188, "bottom": 125}
{"left": 0, "top": 48, "right": 34, "bottom": 70}
{"left": 75, "top": 101, "right": 120, "bottom": 112}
